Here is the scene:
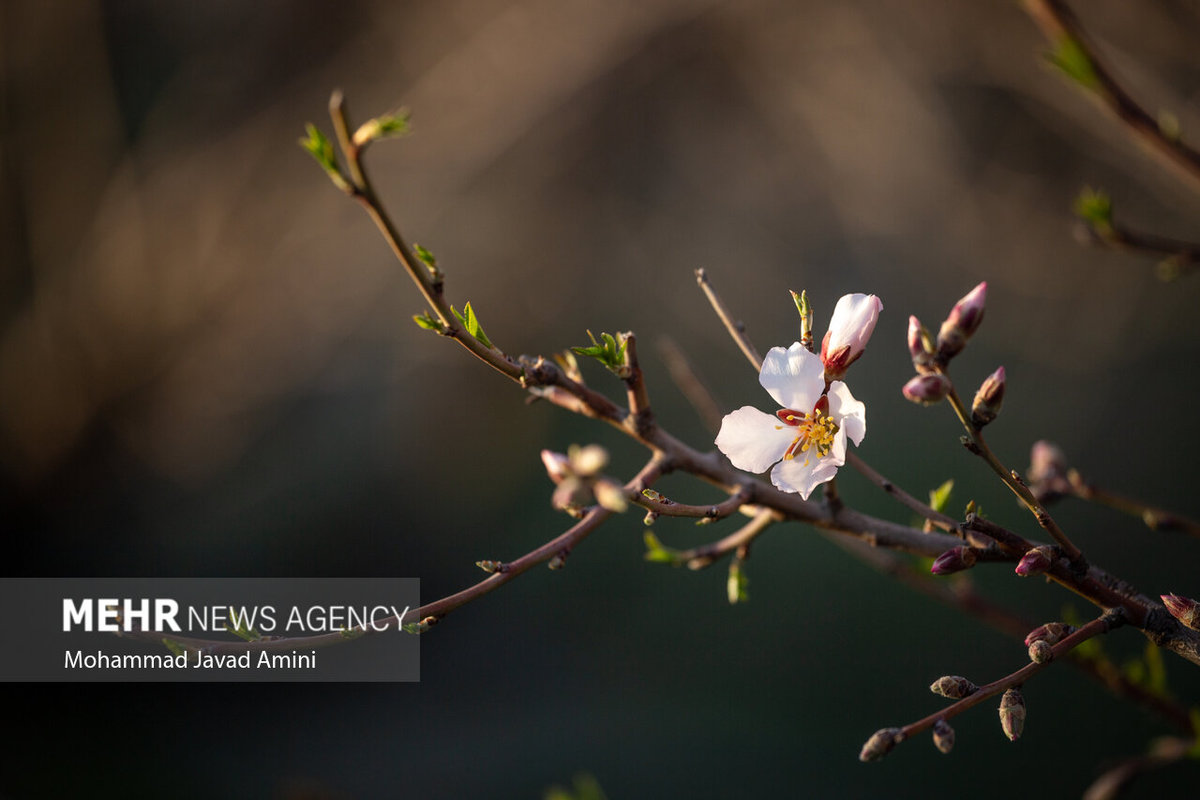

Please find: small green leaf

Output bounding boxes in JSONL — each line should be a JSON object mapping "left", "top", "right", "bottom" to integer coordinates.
{"left": 226, "top": 608, "right": 262, "bottom": 642}
{"left": 413, "top": 243, "right": 440, "bottom": 278}
{"left": 929, "top": 479, "right": 954, "bottom": 514}
{"left": 643, "top": 531, "right": 682, "bottom": 565}
{"left": 451, "top": 302, "right": 494, "bottom": 348}
{"left": 299, "top": 123, "right": 350, "bottom": 192}
{"left": 1143, "top": 641, "right": 1168, "bottom": 696}
{"left": 162, "top": 638, "right": 187, "bottom": 657}
{"left": 571, "top": 330, "right": 629, "bottom": 374}
{"left": 413, "top": 312, "right": 445, "bottom": 333}
{"left": 1073, "top": 187, "right": 1113, "bottom": 231}
{"left": 1048, "top": 34, "right": 1099, "bottom": 90}
{"left": 352, "top": 108, "right": 412, "bottom": 147}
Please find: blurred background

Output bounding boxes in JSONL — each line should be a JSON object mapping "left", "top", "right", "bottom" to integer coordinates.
{"left": 4, "top": 0, "right": 1200, "bottom": 797}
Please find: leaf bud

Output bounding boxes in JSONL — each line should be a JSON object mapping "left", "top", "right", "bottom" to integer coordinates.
{"left": 1028, "top": 639, "right": 1054, "bottom": 664}
{"left": 932, "top": 719, "right": 955, "bottom": 755}
{"left": 930, "top": 675, "right": 979, "bottom": 698}
{"left": 907, "top": 316, "right": 937, "bottom": 374}
{"left": 1024, "top": 622, "right": 1075, "bottom": 648}
{"left": 931, "top": 546, "right": 978, "bottom": 575}
{"left": 970, "top": 367, "right": 1006, "bottom": 427}
{"left": 999, "top": 688, "right": 1025, "bottom": 741}
{"left": 859, "top": 727, "right": 904, "bottom": 762}
{"left": 902, "top": 374, "right": 952, "bottom": 405}
{"left": 540, "top": 450, "right": 571, "bottom": 484}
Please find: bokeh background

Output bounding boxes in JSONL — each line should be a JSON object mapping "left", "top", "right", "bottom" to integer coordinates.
{"left": 5, "top": 1, "right": 1200, "bottom": 797}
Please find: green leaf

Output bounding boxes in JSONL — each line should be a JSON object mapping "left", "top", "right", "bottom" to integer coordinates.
{"left": 928, "top": 479, "right": 954, "bottom": 514}
{"left": 353, "top": 109, "right": 412, "bottom": 147}
{"left": 413, "top": 312, "right": 445, "bottom": 333}
{"left": 1048, "top": 34, "right": 1099, "bottom": 90}
{"left": 1073, "top": 187, "right": 1113, "bottom": 230}
{"left": 162, "top": 638, "right": 187, "bottom": 657}
{"left": 451, "top": 302, "right": 494, "bottom": 349}
{"left": 226, "top": 607, "right": 262, "bottom": 642}
{"left": 414, "top": 243, "right": 439, "bottom": 271}
{"left": 1143, "top": 641, "right": 1168, "bottom": 696}
{"left": 571, "top": 330, "right": 629, "bottom": 374}
{"left": 544, "top": 774, "right": 607, "bottom": 800}
{"left": 643, "top": 531, "right": 682, "bottom": 566}
{"left": 298, "top": 123, "right": 350, "bottom": 191}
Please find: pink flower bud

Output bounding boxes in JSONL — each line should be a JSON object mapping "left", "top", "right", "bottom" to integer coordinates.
{"left": 936, "top": 282, "right": 987, "bottom": 360}
{"left": 931, "top": 546, "right": 978, "bottom": 575}
{"left": 821, "top": 293, "right": 883, "bottom": 380}
{"left": 1027, "top": 440, "right": 1070, "bottom": 502}
{"left": 1161, "top": 593, "right": 1200, "bottom": 630}
{"left": 902, "top": 373, "right": 951, "bottom": 405}
{"left": 970, "top": 366, "right": 1006, "bottom": 427}
{"left": 907, "top": 315, "right": 936, "bottom": 374}
{"left": 1015, "top": 545, "right": 1054, "bottom": 577}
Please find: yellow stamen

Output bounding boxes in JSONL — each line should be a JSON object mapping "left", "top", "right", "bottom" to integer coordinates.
{"left": 783, "top": 408, "right": 839, "bottom": 465}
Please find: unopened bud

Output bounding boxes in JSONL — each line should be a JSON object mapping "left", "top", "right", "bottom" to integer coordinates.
{"left": 1028, "top": 639, "right": 1054, "bottom": 663}
{"left": 548, "top": 552, "right": 568, "bottom": 570}
{"left": 821, "top": 293, "right": 883, "bottom": 380}
{"left": 1028, "top": 441, "right": 1068, "bottom": 484}
{"left": 936, "top": 282, "right": 987, "bottom": 360}
{"left": 932, "top": 719, "right": 955, "bottom": 754}
{"left": 1015, "top": 546, "right": 1054, "bottom": 577}
{"left": 1024, "top": 622, "right": 1075, "bottom": 648}
{"left": 1161, "top": 593, "right": 1200, "bottom": 630}
{"left": 541, "top": 450, "right": 571, "bottom": 484}
{"left": 859, "top": 727, "right": 904, "bottom": 762}
{"left": 907, "top": 316, "right": 936, "bottom": 374}
{"left": 930, "top": 675, "right": 979, "bottom": 698}
{"left": 970, "top": 367, "right": 1006, "bottom": 427}
{"left": 903, "top": 373, "right": 952, "bottom": 405}
{"left": 931, "top": 546, "right": 978, "bottom": 575}
{"left": 475, "top": 560, "right": 502, "bottom": 574}
{"left": 999, "top": 688, "right": 1025, "bottom": 741}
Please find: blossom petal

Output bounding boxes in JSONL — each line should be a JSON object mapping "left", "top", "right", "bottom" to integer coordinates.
{"left": 759, "top": 343, "right": 824, "bottom": 411}
{"left": 826, "top": 293, "right": 882, "bottom": 356}
{"left": 715, "top": 406, "right": 792, "bottom": 473}
{"left": 828, "top": 381, "right": 866, "bottom": 446}
{"left": 771, "top": 453, "right": 840, "bottom": 500}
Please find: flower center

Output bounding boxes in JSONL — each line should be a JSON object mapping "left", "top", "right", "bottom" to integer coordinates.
{"left": 776, "top": 402, "right": 839, "bottom": 464}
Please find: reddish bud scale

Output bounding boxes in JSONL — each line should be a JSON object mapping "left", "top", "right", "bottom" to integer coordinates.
{"left": 970, "top": 367, "right": 1006, "bottom": 427}
{"left": 903, "top": 374, "right": 951, "bottom": 405}
{"left": 930, "top": 675, "right": 979, "bottom": 698}
{"left": 1028, "top": 640, "right": 1053, "bottom": 664}
{"left": 1161, "top": 594, "right": 1200, "bottom": 631}
{"left": 936, "top": 282, "right": 987, "bottom": 361}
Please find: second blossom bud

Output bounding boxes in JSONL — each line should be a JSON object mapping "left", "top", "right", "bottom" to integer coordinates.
{"left": 821, "top": 293, "right": 883, "bottom": 381}
{"left": 903, "top": 374, "right": 951, "bottom": 405}
{"left": 936, "top": 282, "right": 987, "bottom": 361}
{"left": 970, "top": 367, "right": 1006, "bottom": 428}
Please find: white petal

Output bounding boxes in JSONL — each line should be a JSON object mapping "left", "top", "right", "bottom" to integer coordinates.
{"left": 771, "top": 453, "right": 840, "bottom": 500}
{"left": 759, "top": 343, "right": 824, "bottom": 411}
{"left": 828, "top": 381, "right": 866, "bottom": 446}
{"left": 826, "top": 294, "right": 883, "bottom": 356}
{"left": 715, "top": 406, "right": 792, "bottom": 473}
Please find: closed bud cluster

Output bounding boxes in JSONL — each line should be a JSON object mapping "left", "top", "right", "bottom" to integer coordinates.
{"left": 930, "top": 675, "right": 979, "bottom": 699}
{"left": 1161, "top": 593, "right": 1200, "bottom": 631}
{"left": 999, "top": 688, "right": 1026, "bottom": 741}
{"left": 907, "top": 316, "right": 937, "bottom": 374}
{"left": 932, "top": 719, "right": 955, "bottom": 754}
{"left": 1015, "top": 546, "right": 1054, "bottom": 577}
{"left": 936, "top": 282, "right": 987, "bottom": 361}
{"left": 903, "top": 374, "right": 952, "bottom": 405}
{"left": 1024, "top": 622, "right": 1074, "bottom": 648}
{"left": 859, "top": 727, "right": 904, "bottom": 762}
{"left": 970, "top": 367, "right": 1006, "bottom": 427}
{"left": 1028, "top": 639, "right": 1054, "bottom": 664}
{"left": 931, "top": 546, "right": 978, "bottom": 575}
{"left": 544, "top": 445, "right": 627, "bottom": 515}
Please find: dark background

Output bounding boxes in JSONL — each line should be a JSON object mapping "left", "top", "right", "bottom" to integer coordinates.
{"left": 4, "top": 1, "right": 1200, "bottom": 797}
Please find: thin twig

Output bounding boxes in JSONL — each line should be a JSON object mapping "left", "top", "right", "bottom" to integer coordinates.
{"left": 681, "top": 509, "right": 778, "bottom": 569}
{"left": 695, "top": 268, "right": 762, "bottom": 370}
{"left": 1022, "top": 0, "right": 1200, "bottom": 193}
